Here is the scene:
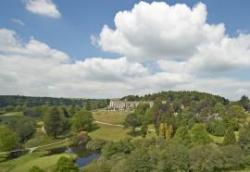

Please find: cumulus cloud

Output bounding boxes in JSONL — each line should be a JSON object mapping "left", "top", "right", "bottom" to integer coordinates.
{"left": 25, "top": 0, "right": 61, "bottom": 18}
{"left": 97, "top": 2, "right": 225, "bottom": 61}
{"left": 97, "top": 1, "right": 250, "bottom": 74}
{"left": 0, "top": 28, "right": 249, "bottom": 99}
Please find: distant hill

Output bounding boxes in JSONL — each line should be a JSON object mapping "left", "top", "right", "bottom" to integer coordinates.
{"left": 122, "top": 91, "right": 229, "bottom": 105}
{"left": 0, "top": 95, "right": 108, "bottom": 109}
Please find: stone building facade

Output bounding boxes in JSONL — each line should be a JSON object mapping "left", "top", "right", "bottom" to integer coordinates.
{"left": 108, "top": 99, "right": 153, "bottom": 110}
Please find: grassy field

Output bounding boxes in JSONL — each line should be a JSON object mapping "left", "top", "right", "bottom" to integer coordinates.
{"left": 0, "top": 112, "right": 23, "bottom": 117}
{"left": 0, "top": 152, "right": 75, "bottom": 172}
{"left": 89, "top": 123, "right": 129, "bottom": 141}
{"left": 92, "top": 110, "right": 129, "bottom": 125}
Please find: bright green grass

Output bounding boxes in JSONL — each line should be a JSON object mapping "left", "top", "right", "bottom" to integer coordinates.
{"left": 89, "top": 123, "right": 129, "bottom": 141}
{"left": 209, "top": 134, "right": 224, "bottom": 144}
{"left": 1, "top": 112, "right": 23, "bottom": 117}
{"left": 209, "top": 131, "right": 239, "bottom": 144}
{"left": 0, "top": 152, "right": 75, "bottom": 172}
{"left": 93, "top": 110, "right": 128, "bottom": 125}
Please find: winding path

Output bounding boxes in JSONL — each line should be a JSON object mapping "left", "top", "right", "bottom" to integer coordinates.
{"left": 0, "top": 139, "right": 69, "bottom": 155}
{"left": 94, "top": 120, "right": 123, "bottom": 127}
{"left": 0, "top": 120, "right": 123, "bottom": 155}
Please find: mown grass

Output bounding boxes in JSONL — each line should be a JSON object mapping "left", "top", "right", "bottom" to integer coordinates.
{"left": 0, "top": 112, "right": 23, "bottom": 117}
{"left": 92, "top": 110, "right": 129, "bottom": 125}
{"left": 89, "top": 123, "right": 129, "bottom": 141}
{"left": 0, "top": 152, "right": 75, "bottom": 172}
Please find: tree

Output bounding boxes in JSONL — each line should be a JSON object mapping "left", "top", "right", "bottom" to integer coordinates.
{"left": 221, "top": 145, "right": 244, "bottom": 170}
{"left": 227, "top": 104, "right": 246, "bottom": 123}
{"left": 5, "top": 116, "right": 36, "bottom": 143}
{"left": 71, "top": 110, "right": 94, "bottom": 132}
{"left": 173, "top": 126, "right": 191, "bottom": 146}
{"left": 159, "top": 122, "right": 173, "bottom": 140}
{"left": 191, "top": 123, "right": 212, "bottom": 145}
{"left": 240, "top": 95, "right": 250, "bottom": 111}
{"left": 124, "top": 113, "right": 140, "bottom": 134}
{"left": 55, "top": 156, "right": 79, "bottom": 172}
{"left": 29, "top": 166, "right": 45, "bottom": 172}
{"left": 141, "top": 123, "right": 148, "bottom": 137}
{"left": 189, "top": 144, "right": 223, "bottom": 172}
{"left": 44, "top": 107, "right": 64, "bottom": 138}
{"left": 102, "top": 139, "right": 135, "bottom": 159}
{"left": 157, "top": 143, "right": 189, "bottom": 171}
{"left": 123, "top": 148, "right": 156, "bottom": 172}
{"left": 71, "top": 131, "right": 90, "bottom": 148}
{"left": 223, "top": 127, "right": 236, "bottom": 145}
{"left": 85, "top": 100, "right": 92, "bottom": 111}
{"left": 0, "top": 125, "right": 18, "bottom": 151}
{"left": 207, "top": 120, "right": 226, "bottom": 136}
{"left": 239, "top": 123, "right": 250, "bottom": 154}
{"left": 61, "top": 107, "right": 70, "bottom": 118}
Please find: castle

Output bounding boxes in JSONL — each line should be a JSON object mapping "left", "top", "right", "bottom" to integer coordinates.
{"left": 108, "top": 99, "right": 153, "bottom": 110}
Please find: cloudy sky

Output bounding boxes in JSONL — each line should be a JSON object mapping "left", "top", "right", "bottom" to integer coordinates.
{"left": 0, "top": 0, "right": 250, "bottom": 99}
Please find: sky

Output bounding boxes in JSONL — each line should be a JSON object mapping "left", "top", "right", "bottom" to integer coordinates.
{"left": 0, "top": 0, "right": 250, "bottom": 100}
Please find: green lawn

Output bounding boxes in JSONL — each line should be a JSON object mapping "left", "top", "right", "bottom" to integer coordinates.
{"left": 89, "top": 123, "right": 129, "bottom": 141}
{"left": 0, "top": 152, "right": 75, "bottom": 172}
{"left": 0, "top": 112, "right": 23, "bottom": 117}
{"left": 92, "top": 110, "right": 128, "bottom": 125}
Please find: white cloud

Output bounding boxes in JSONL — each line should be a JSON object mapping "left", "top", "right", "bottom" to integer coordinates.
{"left": 97, "top": 2, "right": 225, "bottom": 61}
{"left": 0, "top": 28, "right": 249, "bottom": 99}
{"left": 11, "top": 18, "right": 25, "bottom": 26}
{"left": 25, "top": 0, "right": 61, "bottom": 18}
{"left": 97, "top": 1, "right": 250, "bottom": 74}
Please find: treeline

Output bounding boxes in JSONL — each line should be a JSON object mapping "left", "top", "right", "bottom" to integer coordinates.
{"left": 123, "top": 90, "right": 229, "bottom": 104}
{"left": 0, "top": 95, "right": 109, "bottom": 113}
{"left": 84, "top": 95, "right": 250, "bottom": 172}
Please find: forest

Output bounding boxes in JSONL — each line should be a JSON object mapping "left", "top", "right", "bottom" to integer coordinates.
{"left": 0, "top": 91, "right": 250, "bottom": 172}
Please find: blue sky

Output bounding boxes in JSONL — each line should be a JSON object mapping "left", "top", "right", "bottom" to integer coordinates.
{"left": 0, "top": 0, "right": 250, "bottom": 99}
{"left": 1, "top": 0, "right": 250, "bottom": 59}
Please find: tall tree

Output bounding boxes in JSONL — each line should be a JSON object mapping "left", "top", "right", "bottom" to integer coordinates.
{"left": 191, "top": 123, "right": 212, "bottom": 145}
{"left": 240, "top": 95, "right": 250, "bottom": 111}
{"left": 124, "top": 113, "right": 140, "bottom": 134}
{"left": 223, "top": 127, "right": 236, "bottom": 145}
{"left": 174, "top": 126, "right": 191, "bottom": 146}
{"left": 85, "top": 100, "right": 92, "bottom": 111}
{"left": 44, "top": 107, "right": 64, "bottom": 138}
{"left": 0, "top": 125, "right": 18, "bottom": 151}
{"left": 239, "top": 123, "right": 250, "bottom": 154}
{"left": 72, "top": 110, "right": 94, "bottom": 132}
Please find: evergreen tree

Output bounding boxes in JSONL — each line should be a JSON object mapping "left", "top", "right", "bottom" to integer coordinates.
{"left": 85, "top": 100, "right": 92, "bottom": 110}
{"left": 44, "top": 107, "right": 64, "bottom": 138}
{"left": 223, "top": 127, "right": 236, "bottom": 145}
{"left": 191, "top": 123, "right": 212, "bottom": 145}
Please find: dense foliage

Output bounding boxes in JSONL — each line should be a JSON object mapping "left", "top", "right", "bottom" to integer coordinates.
{"left": 0, "top": 95, "right": 109, "bottom": 114}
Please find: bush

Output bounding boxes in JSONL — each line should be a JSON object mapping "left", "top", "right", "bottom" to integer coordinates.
{"left": 86, "top": 139, "right": 106, "bottom": 151}
{"left": 29, "top": 166, "right": 45, "bottom": 172}
{"left": 55, "top": 156, "right": 79, "bottom": 172}
{"left": 207, "top": 120, "right": 226, "bottom": 136}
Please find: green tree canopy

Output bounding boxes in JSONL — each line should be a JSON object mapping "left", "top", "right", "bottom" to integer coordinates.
{"left": 71, "top": 110, "right": 94, "bottom": 132}
{"left": 44, "top": 107, "right": 64, "bottom": 138}
{"left": 223, "top": 127, "right": 236, "bottom": 145}
{"left": 173, "top": 126, "right": 191, "bottom": 146}
{"left": 191, "top": 123, "right": 212, "bottom": 146}
{"left": 0, "top": 125, "right": 18, "bottom": 151}
{"left": 55, "top": 156, "right": 79, "bottom": 172}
